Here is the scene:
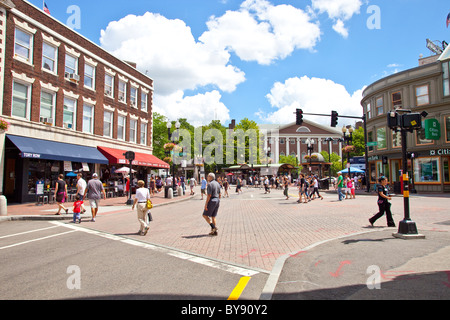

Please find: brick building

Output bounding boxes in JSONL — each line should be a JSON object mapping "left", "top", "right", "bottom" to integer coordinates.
{"left": 0, "top": 0, "right": 168, "bottom": 203}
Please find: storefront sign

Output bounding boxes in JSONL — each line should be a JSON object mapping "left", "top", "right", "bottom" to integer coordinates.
{"left": 430, "top": 149, "right": 450, "bottom": 156}
{"left": 424, "top": 119, "right": 441, "bottom": 140}
{"left": 22, "top": 152, "right": 41, "bottom": 158}
{"left": 368, "top": 155, "right": 380, "bottom": 162}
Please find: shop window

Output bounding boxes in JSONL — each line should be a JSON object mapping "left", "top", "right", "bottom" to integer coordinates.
{"left": 415, "top": 85, "right": 430, "bottom": 106}
{"left": 443, "top": 157, "right": 450, "bottom": 183}
{"left": 12, "top": 81, "right": 31, "bottom": 119}
{"left": 376, "top": 127, "right": 387, "bottom": 150}
{"left": 414, "top": 157, "right": 440, "bottom": 183}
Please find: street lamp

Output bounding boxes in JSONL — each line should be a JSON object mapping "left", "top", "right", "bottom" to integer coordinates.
{"left": 167, "top": 121, "right": 180, "bottom": 194}
{"left": 306, "top": 138, "right": 315, "bottom": 173}
{"left": 342, "top": 126, "right": 354, "bottom": 178}
{"left": 325, "top": 137, "right": 334, "bottom": 186}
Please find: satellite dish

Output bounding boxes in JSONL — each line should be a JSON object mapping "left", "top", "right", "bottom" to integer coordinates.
{"left": 426, "top": 39, "right": 443, "bottom": 55}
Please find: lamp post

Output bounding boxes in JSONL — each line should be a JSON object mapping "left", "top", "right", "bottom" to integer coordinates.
{"left": 306, "top": 138, "right": 315, "bottom": 174}
{"left": 342, "top": 126, "right": 354, "bottom": 178}
{"left": 167, "top": 120, "right": 180, "bottom": 194}
{"left": 325, "top": 137, "right": 334, "bottom": 186}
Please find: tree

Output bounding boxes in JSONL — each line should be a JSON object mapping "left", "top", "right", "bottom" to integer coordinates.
{"left": 152, "top": 112, "right": 171, "bottom": 161}
{"left": 320, "top": 151, "right": 343, "bottom": 176}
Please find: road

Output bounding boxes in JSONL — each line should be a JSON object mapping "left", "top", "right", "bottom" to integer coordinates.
{"left": 0, "top": 187, "right": 449, "bottom": 301}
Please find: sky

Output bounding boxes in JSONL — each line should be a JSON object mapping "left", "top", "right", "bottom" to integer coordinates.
{"left": 28, "top": 0, "right": 450, "bottom": 127}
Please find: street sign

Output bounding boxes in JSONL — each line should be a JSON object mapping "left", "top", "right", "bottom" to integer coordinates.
{"left": 424, "top": 119, "right": 441, "bottom": 140}
{"left": 367, "top": 141, "right": 378, "bottom": 147}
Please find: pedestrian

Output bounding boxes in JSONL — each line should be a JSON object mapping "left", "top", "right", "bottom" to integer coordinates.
{"left": 201, "top": 176, "right": 207, "bottom": 200}
{"left": 149, "top": 175, "right": 156, "bottom": 196}
{"left": 223, "top": 178, "right": 229, "bottom": 197}
{"left": 283, "top": 176, "right": 289, "bottom": 200}
{"left": 54, "top": 174, "right": 68, "bottom": 215}
{"left": 72, "top": 194, "right": 83, "bottom": 224}
{"left": 345, "top": 175, "right": 352, "bottom": 199}
{"left": 84, "top": 173, "right": 106, "bottom": 222}
{"left": 369, "top": 177, "right": 396, "bottom": 227}
{"left": 297, "top": 174, "right": 308, "bottom": 203}
{"left": 264, "top": 176, "right": 270, "bottom": 194}
{"left": 236, "top": 177, "right": 243, "bottom": 194}
{"left": 132, "top": 180, "right": 152, "bottom": 236}
{"left": 189, "top": 177, "right": 197, "bottom": 195}
{"left": 76, "top": 173, "right": 87, "bottom": 213}
{"left": 336, "top": 172, "right": 345, "bottom": 201}
{"left": 202, "top": 173, "right": 221, "bottom": 236}
{"left": 311, "top": 176, "right": 323, "bottom": 200}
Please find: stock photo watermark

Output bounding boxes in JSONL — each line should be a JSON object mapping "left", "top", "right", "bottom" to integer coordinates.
{"left": 367, "top": 5, "right": 381, "bottom": 30}
{"left": 66, "top": 265, "right": 81, "bottom": 290}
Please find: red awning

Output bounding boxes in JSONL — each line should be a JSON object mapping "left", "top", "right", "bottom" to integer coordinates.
{"left": 98, "top": 147, "right": 170, "bottom": 169}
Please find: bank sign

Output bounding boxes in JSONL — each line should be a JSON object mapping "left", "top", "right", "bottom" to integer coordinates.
{"left": 424, "top": 119, "right": 441, "bottom": 140}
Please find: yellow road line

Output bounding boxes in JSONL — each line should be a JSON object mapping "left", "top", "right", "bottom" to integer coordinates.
{"left": 228, "top": 277, "right": 251, "bottom": 300}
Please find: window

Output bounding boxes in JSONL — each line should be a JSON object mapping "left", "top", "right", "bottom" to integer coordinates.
{"left": 105, "top": 74, "right": 114, "bottom": 97}
{"left": 63, "top": 98, "right": 76, "bottom": 130}
{"left": 140, "top": 122, "right": 147, "bottom": 145}
{"left": 14, "top": 28, "right": 33, "bottom": 62}
{"left": 84, "top": 64, "right": 95, "bottom": 89}
{"left": 416, "top": 85, "right": 430, "bottom": 106}
{"left": 82, "top": 104, "right": 94, "bottom": 134}
{"left": 39, "top": 91, "right": 55, "bottom": 124}
{"left": 414, "top": 157, "right": 440, "bottom": 183}
{"left": 280, "top": 138, "right": 285, "bottom": 144}
{"left": 141, "top": 92, "right": 148, "bottom": 112}
{"left": 12, "top": 81, "right": 31, "bottom": 119}
{"left": 443, "top": 157, "right": 450, "bottom": 183}
{"left": 446, "top": 116, "right": 450, "bottom": 143}
{"left": 366, "top": 103, "right": 371, "bottom": 119}
{"left": 42, "top": 42, "right": 57, "bottom": 73}
{"left": 130, "top": 87, "right": 137, "bottom": 108}
{"left": 392, "top": 91, "right": 402, "bottom": 109}
{"left": 129, "top": 119, "right": 137, "bottom": 143}
{"left": 118, "top": 81, "right": 127, "bottom": 103}
{"left": 392, "top": 130, "right": 402, "bottom": 148}
{"left": 65, "top": 54, "right": 78, "bottom": 75}
{"left": 367, "top": 131, "right": 374, "bottom": 152}
{"left": 376, "top": 97, "right": 384, "bottom": 116}
{"left": 117, "top": 115, "right": 126, "bottom": 140}
{"left": 103, "top": 111, "right": 113, "bottom": 138}
{"left": 443, "top": 61, "right": 450, "bottom": 97}
{"left": 376, "top": 127, "right": 387, "bottom": 149}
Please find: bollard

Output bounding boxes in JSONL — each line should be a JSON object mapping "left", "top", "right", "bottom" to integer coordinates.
{"left": 0, "top": 196, "right": 7, "bottom": 216}
{"left": 167, "top": 187, "right": 173, "bottom": 199}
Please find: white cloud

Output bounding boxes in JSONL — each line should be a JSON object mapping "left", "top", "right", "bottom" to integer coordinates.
{"left": 200, "top": 0, "right": 321, "bottom": 65}
{"left": 154, "top": 90, "right": 230, "bottom": 127}
{"left": 258, "top": 76, "right": 365, "bottom": 127}
{"left": 311, "top": 0, "right": 363, "bottom": 37}
{"left": 100, "top": 12, "right": 245, "bottom": 96}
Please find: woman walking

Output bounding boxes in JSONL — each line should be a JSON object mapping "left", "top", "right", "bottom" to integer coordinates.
{"left": 369, "top": 177, "right": 396, "bottom": 227}
{"left": 55, "top": 174, "right": 68, "bottom": 215}
{"left": 132, "top": 180, "right": 152, "bottom": 236}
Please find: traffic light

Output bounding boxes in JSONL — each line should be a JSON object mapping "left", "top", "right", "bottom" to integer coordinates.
{"left": 123, "top": 151, "right": 135, "bottom": 161}
{"left": 296, "top": 109, "right": 303, "bottom": 125}
{"left": 331, "top": 111, "right": 339, "bottom": 127}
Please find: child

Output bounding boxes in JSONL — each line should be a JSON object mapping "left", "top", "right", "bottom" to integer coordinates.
{"left": 73, "top": 195, "right": 83, "bottom": 224}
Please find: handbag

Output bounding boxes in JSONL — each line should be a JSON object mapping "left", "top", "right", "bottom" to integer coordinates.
{"left": 146, "top": 199, "right": 153, "bottom": 209}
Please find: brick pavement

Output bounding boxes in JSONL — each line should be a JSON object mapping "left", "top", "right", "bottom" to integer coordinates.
{"left": 3, "top": 186, "right": 450, "bottom": 273}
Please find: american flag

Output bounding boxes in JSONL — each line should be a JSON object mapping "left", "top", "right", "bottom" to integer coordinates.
{"left": 43, "top": 2, "right": 51, "bottom": 15}
{"left": 447, "top": 12, "right": 450, "bottom": 28}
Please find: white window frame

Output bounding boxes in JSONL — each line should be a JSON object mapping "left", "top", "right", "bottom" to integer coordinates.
{"left": 130, "top": 86, "right": 138, "bottom": 108}
{"left": 141, "top": 91, "right": 148, "bottom": 112}
{"left": 103, "top": 110, "right": 113, "bottom": 138}
{"left": 82, "top": 104, "right": 94, "bottom": 134}
{"left": 84, "top": 63, "right": 96, "bottom": 90}
{"left": 129, "top": 119, "right": 137, "bottom": 143}
{"left": 140, "top": 122, "right": 147, "bottom": 145}
{"left": 117, "top": 115, "right": 126, "bottom": 141}
{"left": 63, "top": 97, "right": 77, "bottom": 130}
{"left": 105, "top": 73, "right": 114, "bottom": 98}
{"left": 12, "top": 80, "right": 32, "bottom": 120}
{"left": 14, "top": 27, "right": 34, "bottom": 64}
{"left": 118, "top": 80, "right": 127, "bottom": 104}
{"left": 42, "top": 42, "right": 58, "bottom": 74}
{"left": 39, "top": 90, "right": 56, "bottom": 125}
{"left": 65, "top": 53, "right": 78, "bottom": 76}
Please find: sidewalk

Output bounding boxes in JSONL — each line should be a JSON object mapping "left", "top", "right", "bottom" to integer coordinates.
{"left": 0, "top": 186, "right": 196, "bottom": 221}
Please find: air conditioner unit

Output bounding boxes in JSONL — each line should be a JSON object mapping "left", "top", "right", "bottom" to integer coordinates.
{"left": 69, "top": 73, "right": 80, "bottom": 82}
{"left": 40, "top": 117, "right": 53, "bottom": 125}
{"left": 63, "top": 122, "right": 73, "bottom": 129}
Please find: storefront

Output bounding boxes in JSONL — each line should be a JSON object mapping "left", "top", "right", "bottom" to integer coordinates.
{"left": 4, "top": 134, "right": 109, "bottom": 203}
{"left": 97, "top": 146, "right": 170, "bottom": 191}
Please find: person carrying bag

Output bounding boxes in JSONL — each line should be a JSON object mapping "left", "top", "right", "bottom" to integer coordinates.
{"left": 132, "top": 180, "right": 152, "bottom": 236}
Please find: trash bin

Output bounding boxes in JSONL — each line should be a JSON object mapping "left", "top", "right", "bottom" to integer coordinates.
{"left": 319, "top": 178, "right": 329, "bottom": 190}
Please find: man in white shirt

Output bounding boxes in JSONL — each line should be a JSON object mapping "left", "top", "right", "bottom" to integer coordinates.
{"left": 76, "top": 173, "right": 87, "bottom": 213}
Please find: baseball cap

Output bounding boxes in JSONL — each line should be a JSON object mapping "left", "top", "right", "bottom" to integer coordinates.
{"left": 92, "top": 173, "right": 98, "bottom": 178}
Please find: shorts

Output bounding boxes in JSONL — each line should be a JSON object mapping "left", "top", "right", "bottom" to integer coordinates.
{"left": 201, "top": 188, "right": 206, "bottom": 195}
{"left": 90, "top": 199, "right": 100, "bottom": 209}
{"left": 203, "top": 198, "right": 220, "bottom": 218}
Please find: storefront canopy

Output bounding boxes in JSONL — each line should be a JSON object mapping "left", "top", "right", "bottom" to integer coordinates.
{"left": 6, "top": 135, "right": 109, "bottom": 164}
{"left": 98, "top": 146, "right": 170, "bottom": 169}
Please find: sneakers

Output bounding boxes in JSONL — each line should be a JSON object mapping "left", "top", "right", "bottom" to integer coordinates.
{"left": 143, "top": 226, "right": 150, "bottom": 236}
{"left": 209, "top": 227, "right": 218, "bottom": 236}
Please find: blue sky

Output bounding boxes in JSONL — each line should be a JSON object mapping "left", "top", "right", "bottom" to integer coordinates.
{"left": 29, "top": 0, "right": 450, "bottom": 127}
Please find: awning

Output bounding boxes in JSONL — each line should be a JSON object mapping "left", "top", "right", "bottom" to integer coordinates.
{"left": 98, "top": 146, "right": 170, "bottom": 169}
{"left": 6, "top": 135, "right": 109, "bottom": 164}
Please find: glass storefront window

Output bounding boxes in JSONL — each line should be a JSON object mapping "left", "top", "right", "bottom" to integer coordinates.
{"left": 443, "top": 158, "right": 450, "bottom": 183}
{"left": 414, "top": 157, "right": 440, "bottom": 183}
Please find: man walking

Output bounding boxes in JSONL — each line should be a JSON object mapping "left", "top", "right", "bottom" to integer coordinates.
{"left": 84, "top": 173, "right": 106, "bottom": 222}
{"left": 202, "top": 173, "right": 221, "bottom": 236}
{"left": 336, "top": 172, "right": 345, "bottom": 201}
{"left": 76, "top": 173, "right": 87, "bottom": 213}
{"left": 200, "top": 176, "right": 207, "bottom": 200}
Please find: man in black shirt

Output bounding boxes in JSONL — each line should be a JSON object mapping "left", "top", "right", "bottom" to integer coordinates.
{"left": 369, "top": 177, "right": 396, "bottom": 227}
